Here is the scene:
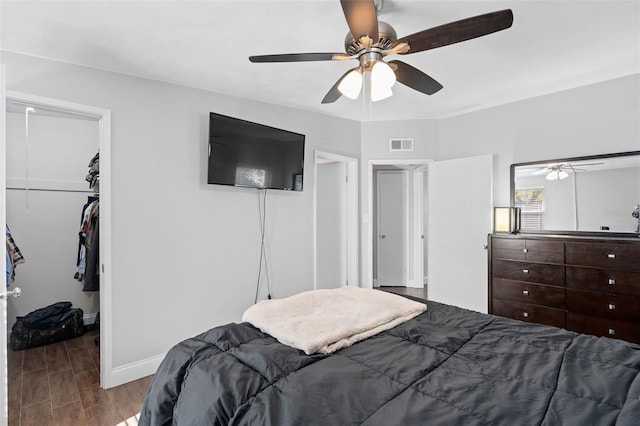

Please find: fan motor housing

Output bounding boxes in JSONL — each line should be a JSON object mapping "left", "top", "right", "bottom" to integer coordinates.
{"left": 344, "top": 21, "right": 397, "bottom": 56}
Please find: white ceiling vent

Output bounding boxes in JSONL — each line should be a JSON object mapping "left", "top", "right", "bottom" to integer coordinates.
{"left": 389, "top": 138, "right": 414, "bottom": 152}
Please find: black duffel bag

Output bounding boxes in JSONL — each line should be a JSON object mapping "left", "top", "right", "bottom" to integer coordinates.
{"left": 10, "top": 302, "right": 85, "bottom": 351}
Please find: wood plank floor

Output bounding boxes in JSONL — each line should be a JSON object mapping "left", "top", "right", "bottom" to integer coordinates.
{"left": 8, "top": 328, "right": 153, "bottom": 426}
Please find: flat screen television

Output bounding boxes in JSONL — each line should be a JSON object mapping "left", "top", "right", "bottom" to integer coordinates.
{"left": 208, "top": 112, "right": 305, "bottom": 191}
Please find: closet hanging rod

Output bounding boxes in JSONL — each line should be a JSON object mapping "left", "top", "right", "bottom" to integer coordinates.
{"left": 6, "top": 187, "right": 98, "bottom": 194}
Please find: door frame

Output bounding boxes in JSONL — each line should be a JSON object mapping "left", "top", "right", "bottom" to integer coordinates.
{"left": 313, "top": 150, "right": 358, "bottom": 289}
{"left": 1, "top": 64, "right": 8, "bottom": 424}
{"left": 364, "top": 159, "right": 432, "bottom": 289}
{"left": 4, "top": 91, "right": 114, "bottom": 388}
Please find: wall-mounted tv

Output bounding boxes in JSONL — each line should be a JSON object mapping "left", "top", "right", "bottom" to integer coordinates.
{"left": 208, "top": 112, "right": 305, "bottom": 191}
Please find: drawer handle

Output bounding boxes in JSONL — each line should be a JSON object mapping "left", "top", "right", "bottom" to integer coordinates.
{"left": 522, "top": 290, "right": 529, "bottom": 296}
{"left": 607, "top": 253, "right": 616, "bottom": 259}
{"left": 608, "top": 303, "right": 616, "bottom": 311}
{"left": 608, "top": 328, "right": 616, "bottom": 336}
{"left": 608, "top": 278, "right": 616, "bottom": 286}
{"left": 522, "top": 269, "right": 529, "bottom": 274}
{"left": 523, "top": 248, "right": 528, "bottom": 253}
{"left": 523, "top": 312, "right": 529, "bottom": 318}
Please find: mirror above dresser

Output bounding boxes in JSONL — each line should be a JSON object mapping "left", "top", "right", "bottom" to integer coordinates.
{"left": 511, "top": 151, "right": 640, "bottom": 236}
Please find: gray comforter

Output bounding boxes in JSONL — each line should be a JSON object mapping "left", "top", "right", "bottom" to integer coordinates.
{"left": 139, "top": 300, "right": 640, "bottom": 425}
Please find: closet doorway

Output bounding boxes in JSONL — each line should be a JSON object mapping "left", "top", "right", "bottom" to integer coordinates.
{"left": 314, "top": 151, "right": 358, "bottom": 289}
{"left": 3, "top": 92, "right": 113, "bottom": 402}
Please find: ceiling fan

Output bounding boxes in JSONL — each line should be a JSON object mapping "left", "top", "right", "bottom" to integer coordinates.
{"left": 529, "top": 162, "right": 605, "bottom": 181}
{"left": 249, "top": 0, "right": 513, "bottom": 104}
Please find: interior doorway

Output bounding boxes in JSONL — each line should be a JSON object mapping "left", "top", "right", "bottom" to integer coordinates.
{"left": 367, "top": 160, "right": 431, "bottom": 294}
{"left": 2, "top": 91, "right": 112, "bottom": 395}
{"left": 314, "top": 151, "right": 358, "bottom": 289}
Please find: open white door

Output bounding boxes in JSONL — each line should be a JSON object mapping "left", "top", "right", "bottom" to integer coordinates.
{"left": 316, "top": 161, "right": 347, "bottom": 289}
{"left": 427, "top": 155, "right": 492, "bottom": 313}
{"left": 0, "top": 64, "right": 8, "bottom": 425}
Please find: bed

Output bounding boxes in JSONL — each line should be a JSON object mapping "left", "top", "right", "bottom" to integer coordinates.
{"left": 139, "top": 296, "right": 640, "bottom": 425}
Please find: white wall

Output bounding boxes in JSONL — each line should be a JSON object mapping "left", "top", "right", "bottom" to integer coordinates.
{"left": 437, "top": 74, "right": 640, "bottom": 207}
{"left": 1, "top": 52, "right": 361, "bottom": 375}
{"left": 6, "top": 112, "right": 99, "bottom": 329}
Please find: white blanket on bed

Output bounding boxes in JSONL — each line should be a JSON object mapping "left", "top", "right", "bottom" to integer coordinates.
{"left": 242, "top": 287, "right": 427, "bottom": 354}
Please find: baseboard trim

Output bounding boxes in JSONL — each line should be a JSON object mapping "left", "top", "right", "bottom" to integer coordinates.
{"left": 109, "top": 353, "right": 166, "bottom": 388}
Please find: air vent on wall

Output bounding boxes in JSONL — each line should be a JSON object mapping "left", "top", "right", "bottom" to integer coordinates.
{"left": 389, "top": 138, "right": 414, "bottom": 152}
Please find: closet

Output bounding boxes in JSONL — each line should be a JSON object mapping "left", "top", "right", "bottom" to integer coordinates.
{"left": 5, "top": 101, "right": 100, "bottom": 343}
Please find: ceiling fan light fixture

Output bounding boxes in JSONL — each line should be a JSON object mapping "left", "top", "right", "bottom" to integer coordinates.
{"left": 371, "top": 60, "right": 396, "bottom": 90}
{"left": 371, "top": 85, "right": 393, "bottom": 102}
{"left": 546, "top": 170, "right": 569, "bottom": 181}
{"left": 338, "top": 69, "right": 363, "bottom": 99}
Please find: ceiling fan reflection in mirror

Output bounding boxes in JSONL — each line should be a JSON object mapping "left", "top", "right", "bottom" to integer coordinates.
{"left": 528, "top": 162, "right": 606, "bottom": 181}
{"left": 249, "top": 0, "right": 513, "bottom": 104}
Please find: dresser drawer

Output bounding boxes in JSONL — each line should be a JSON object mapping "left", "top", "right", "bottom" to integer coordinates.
{"left": 492, "top": 299, "right": 565, "bottom": 328}
{"left": 566, "top": 312, "right": 640, "bottom": 344}
{"left": 566, "top": 242, "right": 640, "bottom": 271}
{"left": 493, "top": 259, "right": 565, "bottom": 285}
{"left": 492, "top": 238, "right": 564, "bottom": 263}
{"left": 522, "top": 240, "right": 565, "bottom": 263}
{"left": 566, "top": 267, "right": 640, "bottom": 297}
{"left": 566, "top": 289, "right": 640, "bottom": 322}
{"left": 492, "top": 238, "right": 525, "bottom": 260}
{"left": 493, "top": 279, "right": 564, "bottom": 309}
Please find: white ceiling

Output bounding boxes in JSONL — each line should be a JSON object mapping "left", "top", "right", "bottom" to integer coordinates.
{"left": 1, "top": 0, "right": 639, "bottom": 122}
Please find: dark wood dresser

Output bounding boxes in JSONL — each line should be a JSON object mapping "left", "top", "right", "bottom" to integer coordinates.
{"left": 488, "top": 234, "right": 640, "bottom": 344}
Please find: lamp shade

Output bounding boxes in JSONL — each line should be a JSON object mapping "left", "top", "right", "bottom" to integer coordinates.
{"left": 546, "top": 170, "right": 569, "bottom": 181}
{"left": 338, "top": 69, "right": 363, "bottom": 99}
{"left": 494, "top": 207, "right": 521, "bottom": 233}
{"left": 371, "top": 61, "right": 396, "bottom": 89}
{"left": 371, "top": 85, "right": 393, "bottom": 102}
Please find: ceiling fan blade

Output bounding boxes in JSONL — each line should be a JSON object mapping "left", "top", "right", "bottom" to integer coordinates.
{"left": 340, "top": 0, "right": 379, "bottom": 47}
{"left": 396, "top": 9, "right": 513, "bottom": 54}
{"left": 249, "top": 53, "right": 345, "bottom": 63}
{"left": 388, "top": 60, "right": 443, "bottom": 95}
{"left": 322, "top": 68, "right": 359, "bottom": 104}
{"left": 566, "top": 162, "right": 605, "bottom": 167}
{"left": 532, "top": 168, "right": 551, "bottom": 175}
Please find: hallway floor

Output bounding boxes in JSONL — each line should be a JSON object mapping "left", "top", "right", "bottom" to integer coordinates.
{"left": 376, "top": 285, "right": 428, "bottom": 300}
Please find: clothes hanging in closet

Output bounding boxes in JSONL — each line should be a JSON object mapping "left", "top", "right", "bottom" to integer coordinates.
{"left": 5, "top": 225, "right": 25, "bottom": 286}
{"left": 74, "top": 197, "right": 99, "bottom": 291}
{"left": 86, "top": 152, "right": 99, "bottom": 189}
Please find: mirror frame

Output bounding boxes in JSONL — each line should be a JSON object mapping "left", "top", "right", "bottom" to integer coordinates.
{"left": 510, "top": 150, "right": 640, "bottom": 237}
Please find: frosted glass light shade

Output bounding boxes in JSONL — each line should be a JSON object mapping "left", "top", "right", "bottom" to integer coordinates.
{"left": 371, "top": 61, "right": 396, "bottom": 89}
{"left": 338, "top": 69, "right": 363, "bottom": 99}
{"left": 371, "top": 85, "right": 393, "bottom": 102}
{"left": 546, "top": 170, "right": 569, "bottom": 181}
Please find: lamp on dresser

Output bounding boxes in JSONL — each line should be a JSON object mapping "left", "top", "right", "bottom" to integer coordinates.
{"left": 493, "top": 207, "right": 521, "bottom": 233}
